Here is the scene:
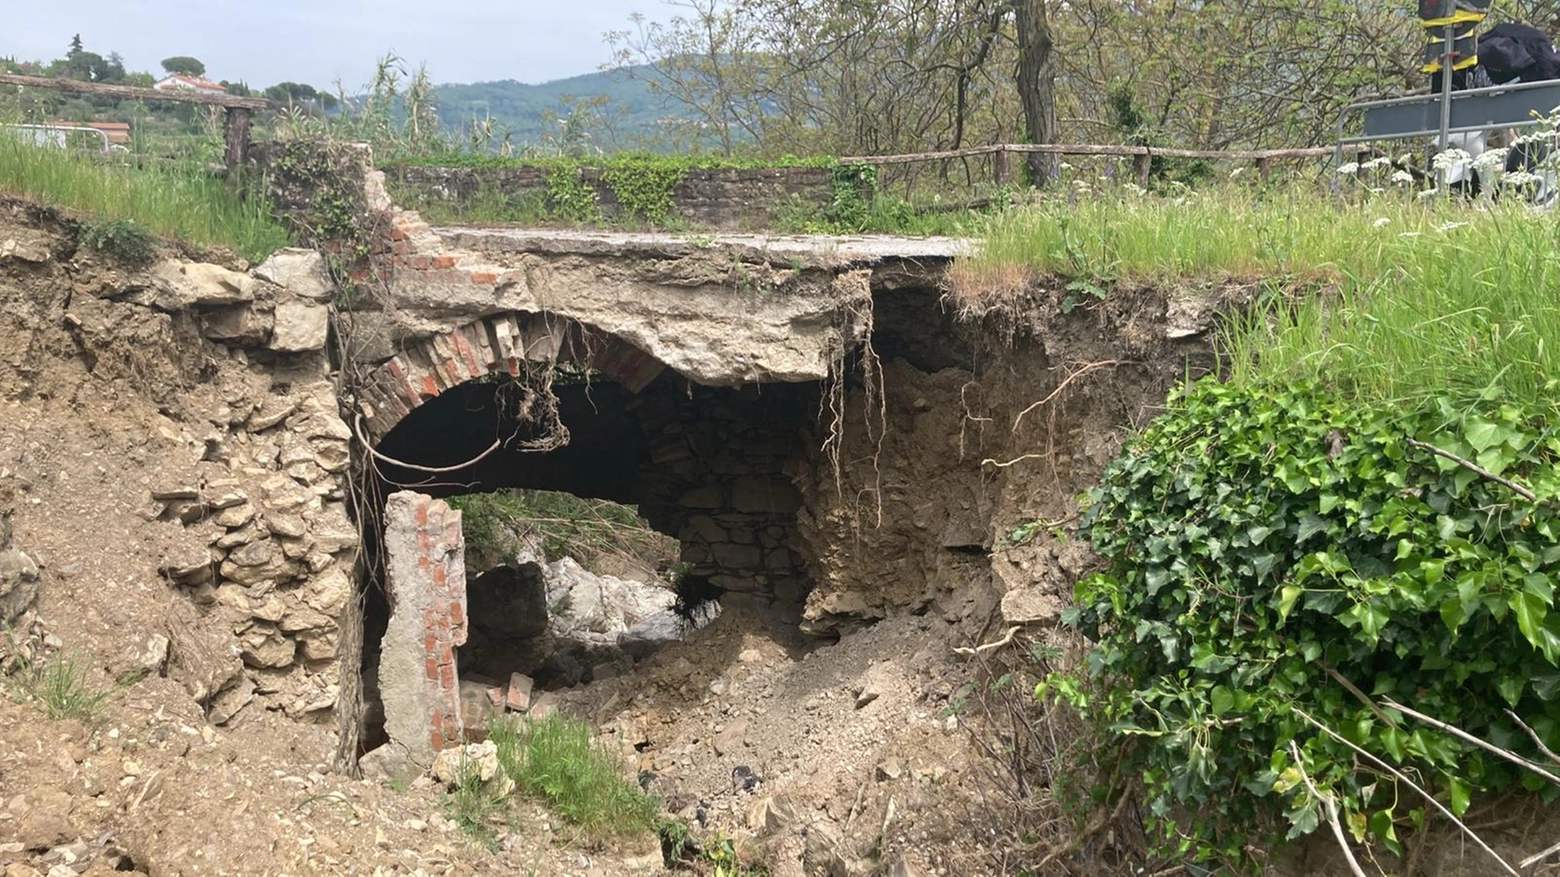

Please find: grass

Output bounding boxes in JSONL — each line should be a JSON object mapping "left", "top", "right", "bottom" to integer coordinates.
{"left": 954, "top": 176, "right": 1560, "bottom": 408}
{"left": 488, "top": 712, "right": 660, "bottom": 841}
{"left": 9, "top": 647, "right": 112, "bottom": 722}
{"left": 444, "top": 757, "right": 507, "bottom": 849}
{"left": 0, "top": 139, "right": 291, "bottom": 262}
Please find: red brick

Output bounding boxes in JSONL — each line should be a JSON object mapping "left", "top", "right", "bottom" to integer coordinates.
{"left": 431, "top": 564, "right": 446, "bottom": 587}
{"left": 439, "top": 663, "right": 455, "bottom": 689}
{"left": 450, "top": 601, "right": 465, "bottom": 630}
{"left": 429, "top": 729, "right": 445, "bottom": 752}
{"left": 420, "top": 374, "right": 440, "bottom": 401}
{"left": 390, "top": 225, "right": 409, "bottom": 242}
{"left": 423, "top": 630, "right": 437, "bottom": 653}
{"left": 470, "top": 270, "right": 498, "bottom": 284}
{"left": 424, "top": 656, "right": 439, "bottom": 680}
{"left": 415, "top": 501, "right": 429, "bottom": 527}
{"left": 431, "top": 255, "right": 456, "bottom": 269}
{"left": 438, "top": 642, "right": 454, "bottom": 666}
{"left": 406, "top": 255, "right": 431, "bottom": 270}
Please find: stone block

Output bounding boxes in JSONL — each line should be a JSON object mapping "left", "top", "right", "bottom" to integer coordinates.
{"left": 201, "top": 304, "right": 272, "bottom": 346}
{"left": 152, "top": 260, "right": 256, "bottom": 309}
{"left": 254, "top": 248, "right": 333, "bottom": 301}
{"left": 711, "top": 542, "right": 763, "bottom": 570}
{"left": 729, "top": 476, "right": 803, "bottom": 514}
{"left": 270, "top": 300, "right": 329, "bottom": 352}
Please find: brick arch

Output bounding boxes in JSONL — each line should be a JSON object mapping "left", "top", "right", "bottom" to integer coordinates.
{"left": 355, "top": 311, "right": 667, "bottom": 443}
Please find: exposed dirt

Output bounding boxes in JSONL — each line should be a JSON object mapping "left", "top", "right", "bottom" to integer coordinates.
{"left": 0, "top": 194, "right": 1238, "bottom": 877}
{"left": 0, "top": 199, "right": 646, "bottom": 876}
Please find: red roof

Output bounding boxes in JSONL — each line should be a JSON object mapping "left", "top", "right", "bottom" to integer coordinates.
{"left": 154, "top": 74, "right": 227, "bottom": 92}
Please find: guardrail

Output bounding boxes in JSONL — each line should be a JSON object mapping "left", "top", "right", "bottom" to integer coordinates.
{"left": 1334, "top": 79, "right": 1560, "bottom": 167}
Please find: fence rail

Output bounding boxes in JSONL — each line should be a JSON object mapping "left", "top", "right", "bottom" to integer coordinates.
{"left": 840, "top": 142, "right": 1356, "bottom": 186}
{"left": 0, "top": 72, "right": 271, "bottom": 169}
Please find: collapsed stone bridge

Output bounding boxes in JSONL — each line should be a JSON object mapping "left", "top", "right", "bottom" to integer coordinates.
{"left": 219, "top": 146, "right": 1223, "bottom": 770}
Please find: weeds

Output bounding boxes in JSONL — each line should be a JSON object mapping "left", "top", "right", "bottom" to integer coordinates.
{"left": 955, "top": 180, "right": 1560, "bottom": 409}
{"left": 78, "top": 217, "right": 158, "bottom": 263}
{"left": 443, "top": 757, "right": 506, "bottom": 849}
{"left": 489, "top": 712, "right": 659, "bottom": 841}
{"left": 9, "top": 648, "right": 112, "bottom": 722}
{"left": 0, "top": 138, "right": 290, "bottom": 262}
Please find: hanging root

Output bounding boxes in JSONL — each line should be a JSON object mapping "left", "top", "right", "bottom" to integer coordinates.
{"left": 818, "top": 290, "right": 888, "bottom": 528}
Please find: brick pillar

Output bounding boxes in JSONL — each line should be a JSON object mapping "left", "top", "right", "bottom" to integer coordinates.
{"left": 378, "top": 490, "right": 468, "bottom": 765}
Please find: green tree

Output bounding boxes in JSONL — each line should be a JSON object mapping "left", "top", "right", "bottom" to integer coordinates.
{"left": 160, "top": 56, "right": 206, "bottom": 77}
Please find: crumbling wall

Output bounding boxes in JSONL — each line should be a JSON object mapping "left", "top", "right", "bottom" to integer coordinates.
{"left": 0, "top": 199, "right": 358, "bottom": 727}
{"left": 792, "top": 286, "right": 1233, "bottom": 636}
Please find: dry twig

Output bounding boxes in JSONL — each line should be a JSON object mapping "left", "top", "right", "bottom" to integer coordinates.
{"left": 1288, "top": 740, "right": 1368, "bottom": 877}
{"left": 1294, "top": 708, "right": 1518, "bottom": 876}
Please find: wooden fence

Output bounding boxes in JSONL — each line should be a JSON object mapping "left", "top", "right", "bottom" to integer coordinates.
{"left": 840, "top": 142, "right": 1360, "bottom": 187}
{"left": 0, "top": 73, "right": 271, "bottom": 170}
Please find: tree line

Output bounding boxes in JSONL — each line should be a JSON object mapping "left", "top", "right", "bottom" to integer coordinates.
{"left": 607, "top": 0, "right": 1560, "bottom": 177}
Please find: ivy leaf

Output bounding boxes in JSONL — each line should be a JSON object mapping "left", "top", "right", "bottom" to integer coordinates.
{"left": 1496, "top": 675, "right": 1525, "bottom": 707}
{"left": 1448, "top": 776, "right": 1472, "bottom": 817}
{"left": 1210, "top": 685, "right": 1236, "bottom": 716}
{"left": 1464, "top": 418, "right": 1504, "bottom": 453}
{"left": 1511, "top": 591, "right": 1550, "bottom": 655}
{"left": 1278, "top": 585, "right": 1304, "bottom": 621}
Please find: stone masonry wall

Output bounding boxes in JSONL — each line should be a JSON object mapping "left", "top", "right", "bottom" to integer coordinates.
{"left": 385, "top": 164, "right": 836, "bottom": 230}
{"left": 634, "top": 381, "right": 813, "bottom": 611}
{"left": 376, "top": 491, "right": 469, "bottom": 767}
{"left": 148, "top": 248, "right": 358, "bottom": 725}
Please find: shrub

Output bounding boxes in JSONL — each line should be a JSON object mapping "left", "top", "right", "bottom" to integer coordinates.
{"left": 78, "top": 217, "right": 158, "bottom": 263}
{"left": 1049, "top": 377, "right": 1560, "bottom": 865}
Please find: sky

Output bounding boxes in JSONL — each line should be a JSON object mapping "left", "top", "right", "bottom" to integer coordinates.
{"left": 6, "top": 0, "right": 666, "bottom": 88}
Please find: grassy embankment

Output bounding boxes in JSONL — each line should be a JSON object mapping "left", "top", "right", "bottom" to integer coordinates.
{"left": 0, "top": 138, "right": 289, "bottom": 263}
{"left": 953, "top": 179, "right": 1560, "bottom": 406}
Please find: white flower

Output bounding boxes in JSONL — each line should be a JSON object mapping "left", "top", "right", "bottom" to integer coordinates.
{"left": 1336, "top": 162, "right": 1361, "bottom": 175}
{"left": 1417, "top": 187, "right": 1441, "bottom": 200}
{"left": 1230, "top": 166, "right": 1246, "bottom": 179}
{"left": 1372, "top": 217, "right": 1391, "bottom": 228}
{"left": 1123, "top": 182, "right": 1147, "bottom": 197}
{"left": 1472, "top": 148, "right": 1509, "bottom": 172}
{"left": 1431, "top": 149, "right": 1472, "bottom": 172}
{"left": 1437, "top": 221, "right": 1468, "bottom": 232}
{"left": 1390, "top": 170, "right": 1414, "bottom": 185}
{"left": 1059, "top": 161, "right": 1074, "bottom": 170}
{"left": 1399, "top": 231, "right": 1423, "bottom": 238}
{"left": 1362, "top": 156, "right": 1392, "bottom": 170}
{"left": 1503, "top": 171, "right": 1544, "bottom": 188}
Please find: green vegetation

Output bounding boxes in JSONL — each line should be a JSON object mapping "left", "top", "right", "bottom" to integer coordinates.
{"left": 0, "top": 138, "right": 289, "bottom": 262}
{"left": 8, "top": 647, "right": 112, "bottom": 722}
{"left": 1012, "top": 167, "right": 1560, "bottom": 867}
{"left": 449, "top": 489, "right": 677, "bottom": 573}
{"left": 78, "top": 217, "right": 158, "bottom": 263}
{"left": 443, "top": 757, "right": 508, "bottom": 848}
{"left": 956, "top": 178, "right": 1560, "bottom": 406}
{"left": 489, "top": 712, "right": 660, "bottom": 840}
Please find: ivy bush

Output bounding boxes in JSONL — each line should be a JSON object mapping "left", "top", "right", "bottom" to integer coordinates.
{"left": 1051, "top": 378, "right": 1560, "bottom": 865}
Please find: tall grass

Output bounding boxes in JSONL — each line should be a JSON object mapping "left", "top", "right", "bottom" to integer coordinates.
{"left": 0, "top": 139, "right": 290, "bottom": 262}
{"left": 957, "top": 182, "right": 1560, "bottom": 407}
{"left": 489, "top": 712, "right": 659, "bottom": 841}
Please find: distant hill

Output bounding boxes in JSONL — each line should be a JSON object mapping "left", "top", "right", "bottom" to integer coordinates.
{"left": 434, "top": 65, "right": 690, "bottom": 151}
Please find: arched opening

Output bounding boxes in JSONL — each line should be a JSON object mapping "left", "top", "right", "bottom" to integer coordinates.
{"left": 354, "top": 312, "right": 823, "bottom": 766}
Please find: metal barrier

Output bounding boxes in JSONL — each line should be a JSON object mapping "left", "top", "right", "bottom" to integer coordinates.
{"left": 0, "top": 122, "right": 115, "bottom": 153}
{"left": 1335, "top": 79, "right": 1560, "bottom": 165}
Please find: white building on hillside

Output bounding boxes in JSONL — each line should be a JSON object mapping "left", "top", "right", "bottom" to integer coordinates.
{"left": 152, "top": 74, "right": 227, "bottom": 96}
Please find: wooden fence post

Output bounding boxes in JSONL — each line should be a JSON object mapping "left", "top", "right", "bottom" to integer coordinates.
{"left": 993, "top": 148, "right": 1010, "bottom": 185}
{"left": 1133, "top": 150, "right": 1152, "bottom": 186}
{"left": 223, "top": 107, "right": 252, "bottom": 173}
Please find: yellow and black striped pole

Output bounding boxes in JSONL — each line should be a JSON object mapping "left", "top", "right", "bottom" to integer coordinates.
{"left": 1420, "top": 0, "right": 1491, "bottom": 152}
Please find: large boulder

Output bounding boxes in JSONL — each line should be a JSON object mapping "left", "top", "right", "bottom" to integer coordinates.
{"left": 467, "top": 559, "right": 549, "bottom": 641}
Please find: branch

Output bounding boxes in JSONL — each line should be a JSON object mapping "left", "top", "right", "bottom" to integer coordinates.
{"left": 1505, "top": 709, "right": 1560, "bottom": 767}
{"left": 1405, "top": 439, "right": 1543, "bottom": 504}
{"left": 1294, "top": 708, "right": 1519, "bottom": 876}
{"left": 1288, "top": 740, "right": 1369, "bottom": 877}
{"left": 1382, "top": 699, "right": 1560, "bottom": 788}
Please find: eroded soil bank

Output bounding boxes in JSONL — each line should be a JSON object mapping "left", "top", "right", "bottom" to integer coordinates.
{"left": 0, "top": 194, "right": 1237, "bottom": 875}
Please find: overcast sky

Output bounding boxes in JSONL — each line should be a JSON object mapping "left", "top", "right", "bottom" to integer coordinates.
{"left": 5, "top": 0, "right": 665, "bottom": 87}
